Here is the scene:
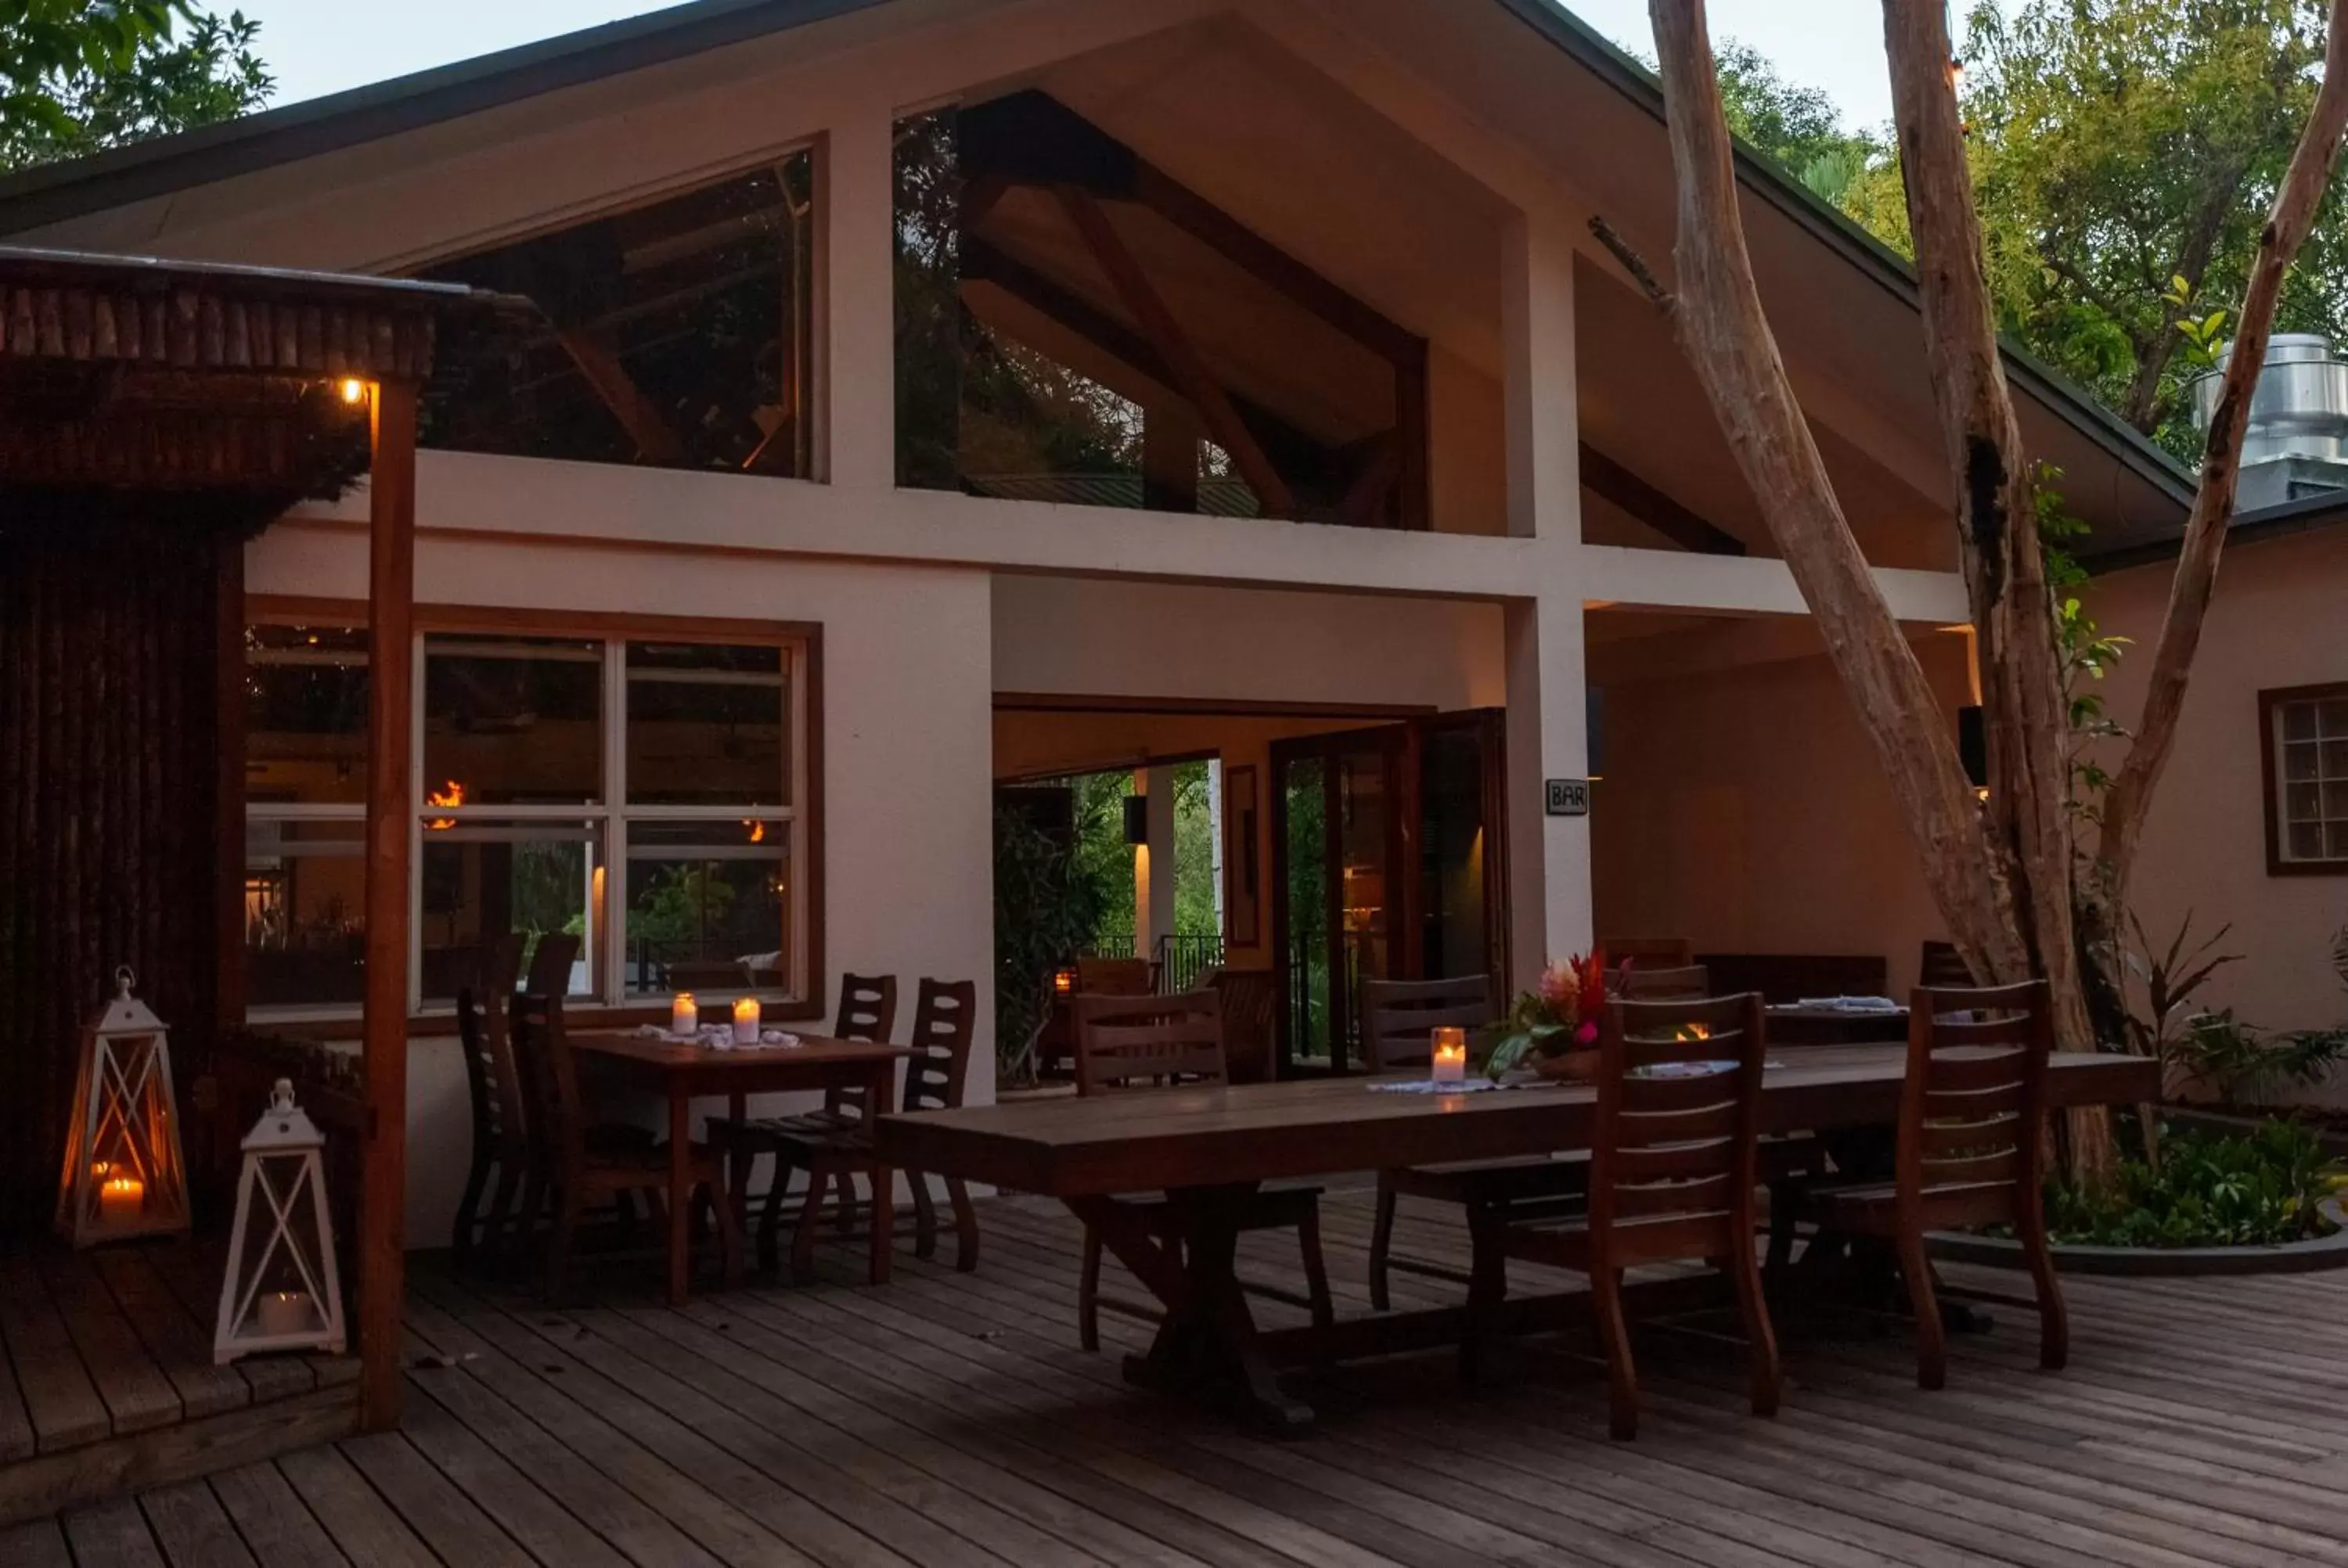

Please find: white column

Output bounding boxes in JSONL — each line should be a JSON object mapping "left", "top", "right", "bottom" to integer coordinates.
{"left": 821, "top": 110, "right": 897, "bottom": 489}
{"left": 1135, "top": 765, "right": 1178, "bottom": 965}
{"left": 1506, "top": 593, "right": 1594, "bottom": 989}
{"left": 1502, "top": 212, "right": 1580, "bottom": 541}
{"left": 1500, "top": 209, "right": 1591, "bottom": 985}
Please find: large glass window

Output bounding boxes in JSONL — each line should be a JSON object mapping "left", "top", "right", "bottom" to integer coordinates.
{"left": 244, "top": 619, "right": 812, "bottom": 1017}
{"left": 421, "top": 154, "right": 816, "bottom": 477}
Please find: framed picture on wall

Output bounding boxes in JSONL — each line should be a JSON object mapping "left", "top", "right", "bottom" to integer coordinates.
{"left": 1226, "top": 764, "right": 1262, "bottom": 949}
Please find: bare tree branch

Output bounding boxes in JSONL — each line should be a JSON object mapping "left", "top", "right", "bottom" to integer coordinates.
{"left": 2099, "top": 0, "right": 2348, "bottom": 890}
{"left": 1589, "top": 215, "right": 1675, "bottom": 311}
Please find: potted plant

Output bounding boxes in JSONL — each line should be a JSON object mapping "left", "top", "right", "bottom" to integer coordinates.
{"left": 1482, "top": 953, "right": 1613, "bottom": 1081}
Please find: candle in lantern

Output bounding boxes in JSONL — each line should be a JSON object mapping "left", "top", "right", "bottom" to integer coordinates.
{"left": 257, "top": 1290, "right": 314, "bottom": 1337}
{"left": 1431, "top": 1027, "right": 1468, "bottom": 1084}
{"left": 733, "top": 997, "right": 762, "bottom": 1045}
{"left": 1053, "top": 966, "right": 1076, "bottom": 996}
{"left": 99, "top": 1172, "right": 144, "bottom": 1223}
{"left": 670, "top": 992, "right": 698, "bottom": 1038}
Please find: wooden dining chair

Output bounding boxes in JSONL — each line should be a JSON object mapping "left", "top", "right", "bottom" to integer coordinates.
{"left": 1071, "top": 990, "right": 1333, "bottom": 1351}
{"left": 1465, "top": 991, "right": 1780, "bottom": 1440}
{"left": 515, "top": 990, "right": 741, "bottom": 1301}
{"left": 754, "top": 978, "right": 982, "bottom": 1282}
{"left": 1782, "top": 979, "right": 2062, "bottom": 1390}
{"left": 452, "top": 932, "right": 528, "bottom": 1263}
{"left": 1362, "top": 975, "right": 1591, "bottom": 1311}
{"left": 1918, "top": 940, "right": 1976, "bottom": 990}
{"left": 1075, "top": 956, "right": 1154, "bottom": 996}
{"left": 1621, "top": 963, "right": 1711, "bottom": 1000}
{"left": 505, "top": 933, "right": 657, "bottom": 1248}
{"left": 714, "top": 972, "right": 898, "bottom": 1245}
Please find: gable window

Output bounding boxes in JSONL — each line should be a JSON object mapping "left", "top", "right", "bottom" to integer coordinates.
{"left": 246, "top": 612, "right": 817, "bottom": 1021}
{"left": 420, "top": 152, "right": 816, "bottom": 477}
{"left": 2263, "top": 682, "right": 2348, "bottom": 874}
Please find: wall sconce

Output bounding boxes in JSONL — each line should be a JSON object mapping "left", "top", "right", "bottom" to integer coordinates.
{"left": 1123, "top": 794, "right": 1150, "bottom": 846}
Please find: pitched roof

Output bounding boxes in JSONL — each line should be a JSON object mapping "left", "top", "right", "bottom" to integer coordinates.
{"left": 0, "top": 0, "right": 2193, "bottom": 507}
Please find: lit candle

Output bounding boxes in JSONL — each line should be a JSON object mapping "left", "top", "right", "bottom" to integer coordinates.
{"left": 733, "top": 997, "right": 761, "bottom": 1045}
{"left": 670, "top": 992, "right": 698, "bottom": 1038}
{"left": 1431, "top": 1027, "right": 1468, "bottom": 1084}
{"left": 99, "top": 1173, "right": 143, "bottom": 1223}
{"left": 257, "top": 1290, "right": 313, "bottom": 1337}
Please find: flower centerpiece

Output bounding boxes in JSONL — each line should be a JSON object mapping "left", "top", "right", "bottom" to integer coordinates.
{"left": 1482, "top": 952, "right": 1614, "bottom": 1081}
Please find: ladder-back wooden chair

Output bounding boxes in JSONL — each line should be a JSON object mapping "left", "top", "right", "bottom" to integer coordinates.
{"left": 1072, "top": 990, "right": 1333, "bottom": 1351}
{"left": 1466, "top": 991, "right": 1780, "bottom": 1440}
{"left": 452, "top": 933, "right": 527, "bottom": 1262}
{"left": 1918, "top": 940, "right": 1976, "bottom": 990}
{"left": 1362, "top": 975, "right": 1591, "bottom": 1311}
{"left": 1785, "top": 979, "right": 2062, "bottom": 1390}
{"left": 755, "top": 978, "right": 982, "bottom": 1282}
{"left": 507, "top": 933, "right": 654, "bottom": 1248}
{"left": 515, "top": 990, "right": 741, "bottom": 1300}
{"left": 715, "top": 972, "right": 899, "bottom": 1243}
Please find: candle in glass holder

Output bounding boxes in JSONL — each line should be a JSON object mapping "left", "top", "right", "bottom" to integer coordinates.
{"left": 257, "top": 1290, "right": 313, "bottom": 1337}
{"left": 733, "top": 997, "right": 762, "bottom": 1045}
{"left": 669, "top": 992, "right": 698, "bottom": 1037}
{"left": 1431, "top": 1027, "right": 1468, "bottom": 1084}
{"left": 98, "top": 1172, "right": 144, "bottom": 1223}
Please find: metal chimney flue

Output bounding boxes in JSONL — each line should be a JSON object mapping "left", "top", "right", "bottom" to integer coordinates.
{"left": 2193, "top": 333, "right": 2348, "bottom": 510}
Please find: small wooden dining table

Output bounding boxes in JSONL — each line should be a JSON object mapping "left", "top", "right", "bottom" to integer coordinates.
{"left": 567, "top": 1031, "right": 913, "bottom": 1304}
{"left": 877, "top": 1042, "right": 2159, "bottom": 1431}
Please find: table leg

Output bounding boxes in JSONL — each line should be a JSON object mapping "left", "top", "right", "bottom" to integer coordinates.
{"left": 1066, "top": 1185, "right": 1314, "bottom": 1436}
{"left": 866, "top": 1060, "right": 894, "bottom": 1285}
{"left": 668, "top": 1084, "right": 692, "bottom": 1306}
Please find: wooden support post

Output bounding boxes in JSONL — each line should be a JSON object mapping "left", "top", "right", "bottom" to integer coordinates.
{"left": 358, "top": 379, "right": 418, "bottom": 1433}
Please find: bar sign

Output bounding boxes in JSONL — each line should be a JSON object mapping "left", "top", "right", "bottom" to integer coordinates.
{"left": 1546, "top": 779, "right": 1590, "bottom": 817}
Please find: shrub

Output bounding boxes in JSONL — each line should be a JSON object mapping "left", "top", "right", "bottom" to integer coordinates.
{"left": 2045, "top": 1120, "right": 2342, "bottom": 1248}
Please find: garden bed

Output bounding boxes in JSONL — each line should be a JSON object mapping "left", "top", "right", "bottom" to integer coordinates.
{"left": 1929, "top": 1196, "right": 2348, "bottom": 1276}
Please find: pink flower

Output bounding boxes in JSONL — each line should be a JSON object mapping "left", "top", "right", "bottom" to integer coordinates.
{"left": 1575, "top": 1020, "right": 1598, "bottom": 1047}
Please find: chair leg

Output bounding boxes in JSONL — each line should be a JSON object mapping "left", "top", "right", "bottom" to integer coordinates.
{"left": 709, "top": 1176, "right": 745, "bottom": 1289}
{"left": 1297, "top": 1203, "right": 1334, "bottom": 1336}
{"left": 2018, "top": 1206, "right": 2069, "bottom": 1372}
{"left": 790, "top": 1160, "right": 830, "bottom": 1286}
{"left": 481, "top": 1163, "right": 523, "bottom": 1264}
{"left": 452, "top": 1156, "right": 490, "bottom": 1260}
{"left": 1896, "top": 1230, "right": 1948, "bottom": 1390}
{"left": 757, "top": 1159, "right": 790, "bottom": 1275}
{"left": 545, "top": 1186, "right": 581, "bottom": 1303}
{"left": 1458, "top": 1203, "right": 1506, "bottom": 1386}
{"left": 1369, "top": 1174, "right": 1399, "bottom": 1311}
{"left": 834, "top": 1171, "right": 859, "bottom": 1237}
{"left": 948, "top": 1178, "right": 980, "bottom": 1274}
{"left": 1079, "top": 1223, "right": 1104, "bottom": 1353}
{"left": 1765, "top": 1181, "right": 1800, "bottom": 1289}
{"left": 517, "top": 1171, "right": 549, "bottom": 1258}
{"left": 909, "top": 1171, "right": 939, "bottom": 1262}
{"left": 1730, "top": 1226, "right": 1781, "bottom": 1419}
{"left": 1591, "top": 1266, "right": 1639, "bottom": 1440}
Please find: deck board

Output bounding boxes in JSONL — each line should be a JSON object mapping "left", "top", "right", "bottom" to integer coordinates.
{"left": 88, "top": 1253, "right": 250, "bottom": 1423}
{"left": 26, "top": 1188, "right": 2348, "bottom": 1567}
{"left": 38, "top": 1253, "right": 182, "bottom": 1439}
{"left": 0, "top": 1256, "right": 110, "bottom": 1453}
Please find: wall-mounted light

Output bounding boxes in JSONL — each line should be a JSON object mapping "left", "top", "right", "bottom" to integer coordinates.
{"left": 338, "top": 378, "right": 368, "bottom": 406}
{"left": 1123, "top": 794, "right": 1150, "bottom": 846}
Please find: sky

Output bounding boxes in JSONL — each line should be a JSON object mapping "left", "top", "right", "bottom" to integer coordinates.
{"left": 243, "top": 0, "right": 1913, "bottom": 133}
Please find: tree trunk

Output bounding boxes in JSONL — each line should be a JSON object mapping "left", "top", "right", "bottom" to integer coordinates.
{"left": 1639, "top": 0, "right": 2032, "bottom": 991}
{"left": 1879, "top": 3, "right": 2111, "bottom": 1179}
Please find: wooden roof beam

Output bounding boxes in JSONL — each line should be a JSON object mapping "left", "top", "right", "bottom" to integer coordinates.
{"left": 554, "top": 327, "right": 685, "bottom": 465}
{"left": 1579, "top": 442, "right": 1747, "bottom": 556}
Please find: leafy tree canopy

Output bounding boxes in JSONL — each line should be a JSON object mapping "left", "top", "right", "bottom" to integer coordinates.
{"left": 1, "top": 2, "right": 269, "bottom": 173}
{"left": 1714, "top": 39, "right": 1887, "bottom": 207}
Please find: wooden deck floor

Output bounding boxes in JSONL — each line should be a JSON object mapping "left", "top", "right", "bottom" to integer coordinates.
{"left": 13, "top": 1186, "right": 2348, "bottom": 1566}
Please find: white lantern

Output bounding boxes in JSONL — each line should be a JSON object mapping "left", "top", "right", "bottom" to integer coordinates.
{"left": 56, "top": 966, "right": 192, "bottom": 1247}
{"left": 214, "top": 1079, "right": 347, "bottom": 1363}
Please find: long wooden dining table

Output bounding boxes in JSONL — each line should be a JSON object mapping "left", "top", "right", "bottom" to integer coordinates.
{"left": 875, "top": 1043, "right": 2159, "bottom": 1432}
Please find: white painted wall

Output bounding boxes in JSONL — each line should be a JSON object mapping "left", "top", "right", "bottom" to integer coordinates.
{"left": 250, "top": 522, "right": 997, "bottom": 1247}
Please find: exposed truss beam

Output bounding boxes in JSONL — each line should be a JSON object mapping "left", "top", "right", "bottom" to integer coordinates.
{"left": 1578, "top": 442, "right": 1746, "bottom": 556}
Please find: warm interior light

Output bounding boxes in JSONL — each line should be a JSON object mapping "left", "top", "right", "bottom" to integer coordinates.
{"left": 1053, "top": 966, "right": 1076, "bottom": 995}
{"left": 339, "top": 378, "right": 367, "bottom": 405}
{"left": 1431, "top": 1026, "right": 1468, "bottom": 1084}
{"left": 744, "top": 819, "right": 767, "bottom": 844}
{"left": 425, "top": 779, "right": 466, "bottom": 830}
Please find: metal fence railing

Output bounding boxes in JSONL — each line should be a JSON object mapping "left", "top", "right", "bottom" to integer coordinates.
{"left": 1076, "top": 930, "right": 1226, "bottom": 994}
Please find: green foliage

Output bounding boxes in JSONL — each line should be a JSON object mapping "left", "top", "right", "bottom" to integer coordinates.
{"left": 2046, "top": 1120, "right": 2342, "bottom": 1246}
{"left": 2175, "top": 1009, "right": 2348, "bottom": 1106}
{"left": 2122, "top": 908, "right": 2242, "bottom": 1063}
{"left": 1956, "top": 0, "right": 2340, "bottom": 451}
{"left": 628, "top": 865, "right": 736, "bottom": 950}
{"left": 1714, "top": 40, "right": 1886, "bottom": 188}
{"left": 2036, "top": 466, "right": 2130, "bottom": 811}
{"left": 0, "top": 5, "right": 268, "bottom": 172}
{"left": 992, "top": 797, "right": 1114, "bottom": 1086}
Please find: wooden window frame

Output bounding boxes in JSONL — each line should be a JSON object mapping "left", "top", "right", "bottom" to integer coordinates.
{"left": 243, "top": 597, "right": 826, "bottom": 1032}
{"left": 2260, "top": 680, "right": 2348, "bottom": 877}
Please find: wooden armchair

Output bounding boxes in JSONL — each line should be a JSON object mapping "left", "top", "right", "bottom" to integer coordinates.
{"left": 1072, "top": 990, "right": 1332, "bottom": 1352}
{"left": 1363, "top": 975, "right": 1592, "bottom": 1311}
{"left": 452, "top": 933, "right": 527, "bottom": 1263}
{"left": 753, "top": 978, "right": 981, "bottom": 1282}
{"left": 515, "top": 991, "right": 741, "bottom": 1300}
{"left": 1464, "top": 991, "right": 1780, "bottom": 1440}
{"left": 1779, "top": 979, "right": 2063, "bottom": 1390}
